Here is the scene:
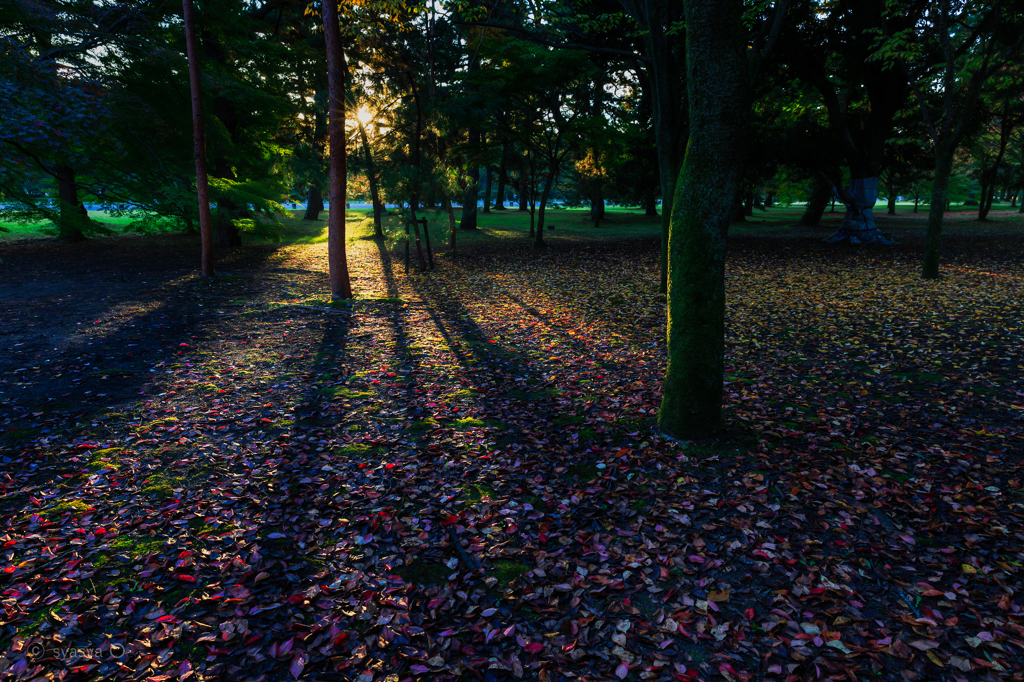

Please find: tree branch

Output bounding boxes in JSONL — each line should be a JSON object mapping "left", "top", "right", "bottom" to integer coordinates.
{"left": 455, "top": 20, "right": 650, "bottom": 62}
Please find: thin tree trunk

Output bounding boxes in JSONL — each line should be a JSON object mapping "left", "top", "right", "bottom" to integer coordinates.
{"left": 885, "top": 177, "right": 897, "bottom": 215}
{"left": 303, "top": 185, "right": 323, "bottom": 220}
{"left": 518, "top": 173, "right": 528, "bottom": 211}
{"left": 978, "top": 176, "right": 991, "bottom": 220}
{"left": 659, "top": 0, "right": 748, "bottom": 440}
{"left": 444, "top": 192, "right": 457, "bottom": 252}
{"left": 535, "top": 165, "right": 556, "bottom": 248}
{"left": 182, "top": 0, "right": 213, "bottom": 276}
{"left": 922, "top": 149, "right": 953, "bottom": 280}
{"left": 357, "top": 120, "right": 384, "bottom": 238}
{"left": 494, "top": 140, "right": 509, "bottom": 209}
{"left": 483, "top": 165, "right": 492, "bottom": 214}
{"left": 322, "top": 0, "right": 352, "bottom": 299}
{"left": 914, "top": 195, "right": 919, "bottom": 213}
{"left": 460, "top": 129, "right": 480, "bottom": 230}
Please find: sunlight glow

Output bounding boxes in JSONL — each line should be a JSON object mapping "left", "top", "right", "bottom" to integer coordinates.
{"left": 357, "top": 107, "right": 373, "bottom": 125}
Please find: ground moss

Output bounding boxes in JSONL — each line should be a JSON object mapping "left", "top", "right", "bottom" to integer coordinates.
{"left": 38, "top": 500, "right": 92, "bottom": 520}
{"left": 452, "top": 417, "right": 486, "bottom": 429}
{"left": 335, "top": 443, "right": 383, "bottom": 458}
{"left": 449, "top": 389, "right": 480, "bottom": 400}
{"left": 459, "top": 483, "right": 497, "bottom": 508}
{"left": 319, "top": 385, "right": 375, "bottom": 400}
{"left": 406, "top": 419, "right": 439, "bottom": 433}
{"left": 490, "top": 559, "right": 530, "bottom": 586}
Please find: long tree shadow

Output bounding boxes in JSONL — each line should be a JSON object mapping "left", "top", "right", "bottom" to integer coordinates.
{"left": 0, "top": 239, "right": 291, "bottom": 514}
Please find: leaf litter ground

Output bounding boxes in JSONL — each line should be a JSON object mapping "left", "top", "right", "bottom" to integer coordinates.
{"left": 1, "top": 220, "right": 1023, "bottom": 682}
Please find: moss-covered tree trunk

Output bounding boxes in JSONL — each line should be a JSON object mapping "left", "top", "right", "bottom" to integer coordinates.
{"left": 922, "top": 148, "right": 953, "bottom": 280}
{"left": 658, "top": 0, "right": 748, "bottom": 440}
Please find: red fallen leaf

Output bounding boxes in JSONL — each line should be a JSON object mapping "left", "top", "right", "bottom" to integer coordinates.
{"left": 744, "top": 607, "right": 755, "bottom": 620}
{"left": 441, "top": 514, "right": 459, "bottom": 526}
{"left": 687, "top": 555, "right": 704, "bottom": 563}
{"left": 290, "top": 651, "right": 308, "bottom": 679}
{"left": 523, "top": 642, "right": 544, "bottom": 653}
{"left": 175, "top": 574, "right": 196, "bottom": 583}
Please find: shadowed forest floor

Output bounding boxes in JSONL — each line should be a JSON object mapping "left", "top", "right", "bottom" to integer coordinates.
{"left": 1, "top": 208, "right": 1022, "bottom": 682}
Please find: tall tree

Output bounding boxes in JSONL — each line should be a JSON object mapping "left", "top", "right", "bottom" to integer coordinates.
{"left": 322, "top": 0, "right": 353, "bottom": 298}
{"left": 658, "top": 0, "right": 749, "bottom": 439}
{"left": 182, "top": 0, "right": 215, "bottom": 277}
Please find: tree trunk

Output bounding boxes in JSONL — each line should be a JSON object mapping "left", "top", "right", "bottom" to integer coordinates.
{"left": 357, "top": 119, "right": 384, "bottom": 238}
{"left": 798, "top": 176, "right": 832, "bottom": 226}
{"left": 54, "top": 164, "right": 88, "bottom": 242}
{"left": 659, "top": 0, "right": 748, "bottom": 440}
{"left": 518, "top": 173, "right": 528, "bottom": 211}
{"left": 1019, "top": 187, "right": 1024, "bottom": 212}
{"left": 978, "top": 176, "right": 992, "bottom": 220}
{"left": 645, "top": 189, "right": 658, "bottom": 216}
{"left": 303, "top": 185, "right": 323, "bottom": 220}
{"left": 885, "top": 177, "right": 897, "bottom": 215}
{"left": 922, "top": 149, "right": 953, "bottom": 280}
{"left": 460, "top": 129, "right": 480, "bottom": 230}
{"left": 182, "top": 0, "right": 214, "bottom": 275}
{"left": 215, "top": 206, "right": 242, "bottom": 247}
{"left": 444, "top": 192, "right": 457, "bottom": 252}
{"left": 914, "top": 195, "right": 919, "bottom": 213}
{"left": 494, "top": 140, "right": 509, "bottom": 209}
{"left": 483, "top": 165, "right": 492, "bottom": 213}
{"left": 744, "top": 190, "right": 754, "bottom": 216}
{"left": 590, "top": 188, "right": 604, "bottom": 226}
{"left": 322, "top": 0, "right": 352, "bottom": 299}
{"left": 535, "top": 165, "right": 556, "bottom": 248}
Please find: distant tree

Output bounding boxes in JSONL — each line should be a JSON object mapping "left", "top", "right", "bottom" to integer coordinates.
{"left": 873, "top": 0, "right": 1024, "bottom": 277}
